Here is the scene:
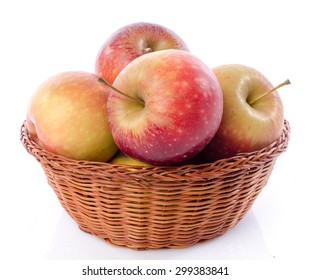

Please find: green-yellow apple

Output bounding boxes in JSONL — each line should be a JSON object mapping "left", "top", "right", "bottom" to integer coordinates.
{"left": 196, "top": 64, "right": 288, "bottom": 163}
{"left": 110, "top": 151, "right": 151, "bottom": 166}
{"left": 26, "top": 71, "right": 118, "bottom": 162}
{"left": 95, "top": 22, "right": 189, "bottom": 84}
{"left": 105, "top": 49, "right": 223, "bottom": 166}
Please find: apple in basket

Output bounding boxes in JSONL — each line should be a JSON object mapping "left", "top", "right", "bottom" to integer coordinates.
{"left": 95, "top": 22, "right": 189, "bottom": 84}
{"left": 101, "top": 49, "right": 223, "bottom": 165}
{"left": 26, "top": 71, "right": 118, "bottom": 162}
{"left": 195, "top": 64, "right": 289, "bottom": 163}
{"left": 110, "top": 151, "right": 151, "bottom": 166}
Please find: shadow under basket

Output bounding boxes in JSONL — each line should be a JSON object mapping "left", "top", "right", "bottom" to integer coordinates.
{"left": 20, "top": 120, "right": 290, "bottom": 250}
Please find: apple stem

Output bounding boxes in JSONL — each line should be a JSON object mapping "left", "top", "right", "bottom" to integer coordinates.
{"left": 98, "top": 77, "right": 145, "bottom": 106}
{"left": 249, "top": 79, "right": 291, "bottom": 105}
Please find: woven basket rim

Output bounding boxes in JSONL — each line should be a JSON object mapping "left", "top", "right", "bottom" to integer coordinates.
{"left": 20, "top": 119, "right": 290, "bottom": 172}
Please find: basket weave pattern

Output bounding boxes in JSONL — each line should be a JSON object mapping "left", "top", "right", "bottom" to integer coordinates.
{"left": 20, "top": 120, "right": 290, "bottom": 250}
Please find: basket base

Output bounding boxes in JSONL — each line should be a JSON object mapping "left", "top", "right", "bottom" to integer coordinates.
{"left": 77, "top": 218, "right": 239, "bottom": 250}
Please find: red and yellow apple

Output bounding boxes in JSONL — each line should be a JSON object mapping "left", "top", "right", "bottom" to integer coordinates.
{"left": 26, "top": 71, "right": 118, "bottom": 162}
{"left": 95, "top": 22, "right": 189, "bottom": 84}
{"left": 106, "top": 49, "right": 223, "bottom": 165}
{"left": 196, "top": 64, "right": 286, "bottom": 163}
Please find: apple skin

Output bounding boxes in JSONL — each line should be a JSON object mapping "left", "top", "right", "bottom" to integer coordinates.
{"left": 95, "top": 22, "right": 189, "bottom": 84}
{"left": 26, "top": 71, "right": 118, "bottom": 162}
{"left": 107, "top": 49, "right": 223, "bottom": 166}
{"left": 110, "top": 151, "right": 151, "bottom": 166}
{"left": 195, "top": 64, "right": 284, "bottom": 163}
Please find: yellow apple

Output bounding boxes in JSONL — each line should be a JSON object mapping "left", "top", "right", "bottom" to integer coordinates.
{"left": 110, "top": 151, "right": 151, "bottom": 166}
{"left": 196, "top": 64, "right": 287, "bottom": 162}
{"left": 26, "top": 71, "right": 118, "bottom": 162}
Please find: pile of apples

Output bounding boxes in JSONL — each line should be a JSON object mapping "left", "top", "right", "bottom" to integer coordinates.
{"left": 26, "top": 22, "right": 288, "bottom": 166}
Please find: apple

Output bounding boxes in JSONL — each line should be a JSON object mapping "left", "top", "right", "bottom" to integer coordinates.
{"left": 105, "top": 49, "right": 223, "bottom": 165}
{"left": 195, "top": 64, "right": 288, "bottom": 163}
{"left": 110, "top": 151, "right": 151, "bottom": 166}
{"left": 95, "top": 22, "right": 189, "bottom": 84}
{"left": 26, "top": 71, "right": 118, "bottom": 162}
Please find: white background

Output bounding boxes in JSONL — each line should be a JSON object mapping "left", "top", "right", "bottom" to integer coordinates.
{"left": 1, "top": 0, "right": 310, "bottom": 278}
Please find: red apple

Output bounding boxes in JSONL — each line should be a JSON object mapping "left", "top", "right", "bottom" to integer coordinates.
{"left": 26, "top": 71, "right": 118, "bottom": 162}
{"left": 106, "top": 49, "right": 223, "bottom": 165}
{"left": 196, "top": 64, "right": 287, "bottom": 163}
{"left": 95, "top": 22, "right": 189, "bottom": 84}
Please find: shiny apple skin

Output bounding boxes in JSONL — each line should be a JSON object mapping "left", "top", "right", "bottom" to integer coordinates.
{"left": 95, "top": 22, "right": 189, "bottom": 84}
{"left": 107, "top": 50, "right": 223, "bottom": 165}
{"left": 196, "top": 64, "right": 284, "bottom": 163}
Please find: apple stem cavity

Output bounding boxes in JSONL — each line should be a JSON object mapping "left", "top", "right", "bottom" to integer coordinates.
{"left": 98, "top": 77, "right": 145, "bottom": 106}
{"left": 249, "top": 79, "right": 291, "bottom": 106}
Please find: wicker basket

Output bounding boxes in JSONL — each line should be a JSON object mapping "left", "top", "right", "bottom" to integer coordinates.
{"left": 20, "top": 120, "right": 290, "bottom": 250}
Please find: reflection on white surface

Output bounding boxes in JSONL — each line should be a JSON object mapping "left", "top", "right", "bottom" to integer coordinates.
{"left": 47, "top": 209, "right": 271, "bottom": 260}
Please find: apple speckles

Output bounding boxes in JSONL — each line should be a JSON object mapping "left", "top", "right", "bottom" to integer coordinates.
{"left": 186, "top": 104, "right": 192, "bottom": 109}
{"left": 194, "top": 77, "right": 209, "bottom": 89}
{"left": 210, "top": 84, "right": 217, "bottom": 92}
{"left": 175, "top": 63, "right": 183, "bottom": 70}
{"left": 190, "top": 64, "right": 199, "bottom": 70}
{"left": 181, "top": 80, "right": 188, "bottom": 87}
